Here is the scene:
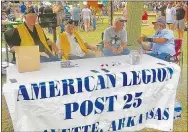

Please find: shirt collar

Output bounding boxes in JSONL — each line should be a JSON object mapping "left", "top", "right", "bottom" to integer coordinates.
{"left": 24, "top": 22, "right": 36, "bottom": 32}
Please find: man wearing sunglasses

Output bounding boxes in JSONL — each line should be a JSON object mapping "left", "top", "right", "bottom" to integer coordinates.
{"left": 103, "top": 17, "right": 130, "bottom": 56}
{"left": 8, "top": 7, "right": 61, "bottom": 63}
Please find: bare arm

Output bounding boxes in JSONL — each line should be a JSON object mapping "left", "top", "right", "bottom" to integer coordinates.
{"left": 84, "top": 42, "right": 97, "bottom": 51}
{"left": 104, "top": 41, "right": 113, "bottom": 51}
{"left": 137, "top": 36, "right": 152, "bottom": 50}
{"left": 47, "top": 40, "right": 60, "bottom": 53}
{"left": 152, "top": 38, "right": 168, "bottom": 44}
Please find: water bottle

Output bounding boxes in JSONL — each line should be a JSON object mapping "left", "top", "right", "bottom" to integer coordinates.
{"left": 174, "top": 100, "right": 182, "bottom": 120}
{"left": 129, "top": 49, "right": 142, "bottom": 65}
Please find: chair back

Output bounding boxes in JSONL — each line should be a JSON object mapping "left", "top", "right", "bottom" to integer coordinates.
{"left": 174, "top": 39, "right": 182, "bottom": 54}
{"left": 4, "top": 28, "right": 15, "bottom": 46}
{"left": 101, "top": 32, "right": 104, "bottom": 40}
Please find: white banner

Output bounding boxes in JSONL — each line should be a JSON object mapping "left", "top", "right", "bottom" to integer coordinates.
{"left": 3, "top": 63, "right": 180, "bottom": 132}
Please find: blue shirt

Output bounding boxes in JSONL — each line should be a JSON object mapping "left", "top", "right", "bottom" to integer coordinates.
{"left": 149, "top": 29, "right": 175, "bottom": 56}
{"left": 20, "top": 4, "right": 26, "bottom": 14}
{"left": 72, "top": 7, "right": 81, "bottom": 21}
{"left": 64, "top": 6, "right": 70, "bottom": 13}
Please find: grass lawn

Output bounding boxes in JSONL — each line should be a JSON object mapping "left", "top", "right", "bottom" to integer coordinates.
{"left": 1, "top": 16, "right": 187, "bottom": 132}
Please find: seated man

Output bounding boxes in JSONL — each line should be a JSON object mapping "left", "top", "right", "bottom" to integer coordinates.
{"left": 56, "top": 19, "right": 97, "bottom": 60}
{"left": 137, "top": 17, "right": 175, "bottom": 61}
{"left": 8, "top": 7, "right": 61, "bottom": 63}
{"left": 103, "top": 17, "right": 130, "bottom": 56}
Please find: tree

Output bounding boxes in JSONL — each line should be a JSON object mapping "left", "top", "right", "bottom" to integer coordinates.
{"left": 127, "top": 2, "right": 143, "bottom": 47}
{"left": 107, "top": 1, "right": 113, "bottom": 26}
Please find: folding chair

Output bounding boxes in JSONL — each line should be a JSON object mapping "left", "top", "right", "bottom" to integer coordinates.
{"left": 96, "top": 32, "right": 104, "bottom": 56}
{"left": 173, "top": 39, "right": 183, "bottom": 65}
{"left": 4, "top": 28, "right": 16, "bottom": 65}
{"left": 173, "top": 39, "right": 183, "bottom": 82}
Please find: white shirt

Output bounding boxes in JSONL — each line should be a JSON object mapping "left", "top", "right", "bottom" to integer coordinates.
{"left": 82, "top": 8, "right": 91, "bottom": 20}
{"left": 56, "top": 32, "right": 85, "bottom": 57}
{"left": 166, "top": 6, "right": 176, "bottom": 23}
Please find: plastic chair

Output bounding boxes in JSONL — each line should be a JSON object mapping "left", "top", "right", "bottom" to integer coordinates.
{"left": 173, "top": 39, "right": 183, "bottom": 64}
{"left": 173, "top": 39, "right": 183, "bottom": 82}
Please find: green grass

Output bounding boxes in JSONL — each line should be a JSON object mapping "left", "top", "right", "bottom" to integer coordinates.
{"left": 1, "top": 16, "right": 187, "bottom": 132}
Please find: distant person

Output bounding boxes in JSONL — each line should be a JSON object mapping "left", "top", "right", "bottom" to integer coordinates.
{"left": 71, "top": 4, "right": 81, "bottom": 29}
{"left": 65, "top": 11, "right": 71, "bottom": 21}
{"left": 91, "top": 10, "right": 97, "bottom": 31}
{"left": 81, "top": 5, "right": 91, "bottom": 32}
{"left": 122, "top": 4, "right": 127, "bottom": 21}
{"left": 54, "top": 2, "right": 65, "bottom": 33}
{"left": 39, "top": 2, "right": 45, "bottom": 14}
{"left": 43, "top": 5, "right": 53, "bottom": 34}
{"left": 64, "top": 3, "right": 70, "bottom": 13}
{"left": 20, "top": 2, "right": 26, "bottom": 14}
{"left": 166, "top": 2, "right": 176, "bottom": 30}
{"left": 159, "top": 2, "right": 167, "bottom": 17}
{"left": 54, "top": 1, "right": 65, "bottom": 26}
{"left": 184, "top": 2, "right": 188, "bottom": 23}
{"left": 6, "top": 3, "right": 12, "bottom": 16}
{"left": 34, "top": 4, "right": 38, "bottom": 13}
{"left": 7, "top": 9, "right": 16, "bottom": 21}
{"left": 175, "top": 1, "right": 186, "bottom": 39}
{"left": 184, "top": 2, "right": 188, "bottom": 31}
{"left": 19, "top": 2, "right": 26, "bottom": 21}
{"left": 1, "top": 11, "right": 8, "bottom": 31}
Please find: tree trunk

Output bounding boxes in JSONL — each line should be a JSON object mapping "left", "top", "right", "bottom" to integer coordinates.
{"left": 127, "top": 2, "right": 143, "bottom": 47}
{"left": 107, "top": 1, "right": 113, "bottom": 26}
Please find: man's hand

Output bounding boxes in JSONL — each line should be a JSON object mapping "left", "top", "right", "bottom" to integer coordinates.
{"left": 10, "top": 46, "right": 17, "bottom": 52}
{"left": 111, "top": 48, "right": 119, "bottom": 54}
{"left": 117, "top": 46, "right": 124, "bottom": 54}
{"left": 57, "top": 50, "right": 63, "bottom": 57}
{"left": 137, "top": 36, "right": 144, "bottom": 44}
{"left": 89, "top": 46, "right": 97, "bottom": 51}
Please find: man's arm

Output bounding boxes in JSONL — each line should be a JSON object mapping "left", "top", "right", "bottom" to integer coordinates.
{"left": 152, "top": 38, "right": 168, "bottom": 44}
{"left": 143, "top": 30, "right": 172, "bottom": 44}
{"left": 137, "top": 36, "right": 152, "bottom": 50}
{"left": 104, "top": 41, "right": 113, "bottom": 51}
{"left": 121, "top": 42, "right": 127, "bottom": 48}
{"left": 47, "top": 40, "right": 60, "bottom": 54}
{"left": 84, "top": 42, "right": 97, "bottom": 51}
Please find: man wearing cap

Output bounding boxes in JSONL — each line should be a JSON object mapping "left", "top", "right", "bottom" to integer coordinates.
{"left": 56, "top": 19, "right": 97, "bottom": 60}
{"left": 7, "top": 7, "right": 61, "bottom": 63}
{"left": 137, "top": 17, "right": 175, "bottom": 61}
{"left": 103, "top": 17, "right": 130, "bottom": 56}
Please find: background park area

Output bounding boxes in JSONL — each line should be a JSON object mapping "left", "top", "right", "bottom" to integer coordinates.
{"left": 1, "top": 1, "right": 187, "bottom": 132}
